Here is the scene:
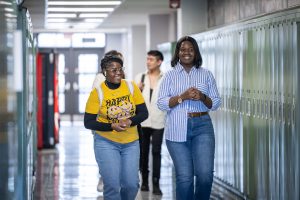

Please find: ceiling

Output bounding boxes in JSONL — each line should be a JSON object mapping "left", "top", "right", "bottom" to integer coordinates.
{"left": 23, "top": 0, "right": 175, "bottom": 33}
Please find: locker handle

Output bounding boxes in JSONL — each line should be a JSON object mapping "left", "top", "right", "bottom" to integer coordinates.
{"left": 247, "top": 99, "right": 251, "bottom": 116}
{"left": 291, "top": 104, "right": 295, "bottom": 125}
{"left": 264, "top": 100, "right": 268, "bottom": 120}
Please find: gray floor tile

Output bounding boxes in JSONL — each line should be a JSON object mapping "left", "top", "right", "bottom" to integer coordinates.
{"left": 34, "top": 124, "right": 244, "bottom": 200}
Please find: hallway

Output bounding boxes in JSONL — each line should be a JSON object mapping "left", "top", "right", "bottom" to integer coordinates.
{"left": 34, "top": 123, "right": 174, "bottom": 200}
{"left": 34, "top": 123, "right": 245, "bottom": 200}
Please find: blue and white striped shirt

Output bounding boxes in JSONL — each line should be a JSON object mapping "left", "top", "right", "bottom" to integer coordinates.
{"left": 157, "top": 63, "right": 221, "bottom": 142}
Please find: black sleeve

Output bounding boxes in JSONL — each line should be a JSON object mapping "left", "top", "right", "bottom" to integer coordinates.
{"left": 84, "top": 113, "right": 113, "bottom": 131}
{"left": 129, "top": 103, "right": 148, "bottom": 126}
{"left": 84, "top": 103, "right": 148, "bottom": 130}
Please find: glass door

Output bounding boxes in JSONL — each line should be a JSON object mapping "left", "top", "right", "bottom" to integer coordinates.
{"left": 57, "top": 48, "right": 104, "bottom": 121}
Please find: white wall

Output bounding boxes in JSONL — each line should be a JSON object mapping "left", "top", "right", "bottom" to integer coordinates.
{"left": 105, "top": 33, "right": 123, "bottom": 53}
{"left": 128, "top": 25, "right": 147, "bottom": 80}
{"left": 105, "top": 33, "right": 130, "bottom": 77}
{"left": 148, "top": 14, "right": 171, "bottom": 50}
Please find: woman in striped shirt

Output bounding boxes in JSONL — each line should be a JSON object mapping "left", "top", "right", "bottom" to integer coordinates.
{"left": 157, "top": 36, "right": 221, "bottom": 200}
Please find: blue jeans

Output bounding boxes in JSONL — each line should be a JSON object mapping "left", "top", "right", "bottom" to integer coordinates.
{"left": 94, "top": 134, "right": 140, "bottom": 200}
{"left": 166, "top": 114, "right": 215, "bottom": 200}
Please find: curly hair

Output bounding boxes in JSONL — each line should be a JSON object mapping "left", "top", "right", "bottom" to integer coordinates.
{"left": 171, "top": 36, "right": 202, "bottom": 68}
{"left": 100, "top": 55, "right": 123, "bottom": 75}
{"left": 104, "top": 50, "right": 123, "bottom": 61}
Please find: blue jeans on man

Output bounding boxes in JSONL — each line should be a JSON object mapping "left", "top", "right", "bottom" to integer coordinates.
{"left": 166, "top": 114, "right": 215, "bottom": 200}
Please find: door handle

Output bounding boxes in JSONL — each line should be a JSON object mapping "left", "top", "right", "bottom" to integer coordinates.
{"left": 65, "top": 82, "right": 71, "bottom": 91}
{"left": 73, "top": 82, "right": 79, "bottom": 91}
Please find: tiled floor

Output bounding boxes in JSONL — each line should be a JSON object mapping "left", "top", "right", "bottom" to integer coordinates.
{"left": 34, "top": 123, "right": 245, "bottom": 200}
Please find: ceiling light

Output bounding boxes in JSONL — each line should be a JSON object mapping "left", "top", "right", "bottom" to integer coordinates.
{"left": 48, "top": 8, "right": 114, "bottom": 12}
{"left": 84, "top": 19, "right": 104, "bottom": 23}
{"left": 46, "top": 22, "right": 101, "bottom": 29}
{"left": 4, "top": 8, "right": 14, "bottom": 12}
{"left": 48, "top": 1, "right": 121, "bottom": 6}
{"left": 46, "top": 23, "right": 70, "bottom": 29}
{"left": 48, "top": 14, "right": 77, "bottom": 18}
{"left": 74, "top": 23, "right": 99, "bottom": 29}
{"left": 79, "top": 13, "right": 108, "bottom": 18}
{"left": 5, "top": 13, "right": 17, "bottom": 18}
{"left": 0, "top": 1, "right": 11, "bottom": 5}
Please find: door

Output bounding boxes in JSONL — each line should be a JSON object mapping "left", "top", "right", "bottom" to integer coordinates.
{"left": 57, "top": 48, "right": 104, "bottom": 121}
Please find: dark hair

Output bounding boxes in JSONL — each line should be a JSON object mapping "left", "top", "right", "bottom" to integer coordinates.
{"left": 105, "top": 50, "right": 123, "bottom": 60}
{"left": 147, "top": 50, "right": 164, "bottom": 61}
{"left": 171, "top": 36, "right": 202, "bottom": 68}
{"left": 100, "top": 55, "right": 123, "bottom": 74}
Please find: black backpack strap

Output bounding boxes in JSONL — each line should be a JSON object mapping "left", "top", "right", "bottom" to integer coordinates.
{"left": 141, "top": 73, "right": 145, "bottom": 84}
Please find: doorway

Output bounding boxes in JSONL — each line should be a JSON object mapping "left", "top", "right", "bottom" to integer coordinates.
{"left": 57, "top": 48, "right": 104, "bottom": 121}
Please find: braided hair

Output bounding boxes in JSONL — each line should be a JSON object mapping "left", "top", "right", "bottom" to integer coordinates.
{"left": 100, "top": 55, "right": 123, "bottom": 76}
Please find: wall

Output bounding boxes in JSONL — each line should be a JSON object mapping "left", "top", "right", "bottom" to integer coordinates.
{"left": 208, "top": 0, "right": 300, "bottom": 27}
{"left": 177, "top": 0, "right": 208, "bottom": 37}
{"left": 105, "top": 33, "right": 130, "bottom": 76}
{"left": 148, "top": 14, "right": 172, "bottom": 50}
{"left": 105, "top": 33, "right": 123, "bottom": 53}
{"left": 128, "top": 25, "right": 147, "bottom": 80}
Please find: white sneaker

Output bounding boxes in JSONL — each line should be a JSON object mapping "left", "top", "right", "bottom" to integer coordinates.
{"left": 97, "top": 178, "right": 103, "bottom": 192}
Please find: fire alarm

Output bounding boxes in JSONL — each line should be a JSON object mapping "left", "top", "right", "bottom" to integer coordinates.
{"left": 169, "top": 0, "right": 180, "bottom": 9}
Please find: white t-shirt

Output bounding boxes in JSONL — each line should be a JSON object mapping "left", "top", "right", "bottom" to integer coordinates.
{"left": 134, "top": 72, "right": 166, "bottom": 129}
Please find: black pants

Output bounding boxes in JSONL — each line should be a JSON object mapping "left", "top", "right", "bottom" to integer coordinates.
{"left": 140, "top": 127, "right": 164, "bottom": 179}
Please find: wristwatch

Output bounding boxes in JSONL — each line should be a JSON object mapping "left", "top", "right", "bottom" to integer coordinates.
{"left": 177, "top": 95, "right": 183, "bottom": 104}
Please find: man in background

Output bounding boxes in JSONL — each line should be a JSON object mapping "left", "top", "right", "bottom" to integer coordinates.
{"left": 135, "top": 50, "right": 166, "bottom": 195}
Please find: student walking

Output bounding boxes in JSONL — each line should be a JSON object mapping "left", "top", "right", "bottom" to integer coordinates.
{"left": 157, "top": 36, "right": 221, "bottom": 200}
{"left": 135, "top": 50, "right": 166, "bottom": 195}
{"left": 84, "top": 54, "right": 148, "bottom": 200}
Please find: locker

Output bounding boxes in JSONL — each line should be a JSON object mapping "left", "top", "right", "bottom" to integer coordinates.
{"left": 185, "top": 8, "right": 300, "bottom": 200}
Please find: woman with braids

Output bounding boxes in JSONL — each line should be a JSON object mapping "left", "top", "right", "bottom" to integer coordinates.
{"left": 92, "top": 50, "right": 124, "bottom": 90}
{"left": 91, "top": 50, "right": 124, "bottom": 193}
{"left": 157, "top": 36, "right": 221, "bottom": 200}
{"left": 84, "top": 54, "right": 148, "bottom": 200}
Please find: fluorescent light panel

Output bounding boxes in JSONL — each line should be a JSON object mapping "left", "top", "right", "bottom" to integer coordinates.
{"left": 48, "top": 7, "right": 114, "bottom": 12}
{"left": 46, "top": 20, "right": 104, "bottom": 25}
{"left": 46, "top": 23, "right": 100, "bottom": 29}
{"left": 48, "top": 13, "right": 77, "bottom": 18}
{"left": 0, "top": 1, "right": 11, "bottom": 5}
{"left": 5, "top": 13, "right": 17, "bottom": 18}
{"left": 79, "top": 13, "right": 108, "bottom": 18}
{"left": 74, "top": 23, "right": 100, "bottom": 28}
{"left": 4, "top": 8, "right": 14, "bottom": 12}
{"left": 46, "top": 23, "right": 70, "bottom": 28}
{"left": 48, "top": 1, "right": 121, "bottom": 6}
{"left": 46, "top": 1, "right": 118, "bottom": 29}
{"left": 84, "top": 19, "right": 104, "bottom": 23}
